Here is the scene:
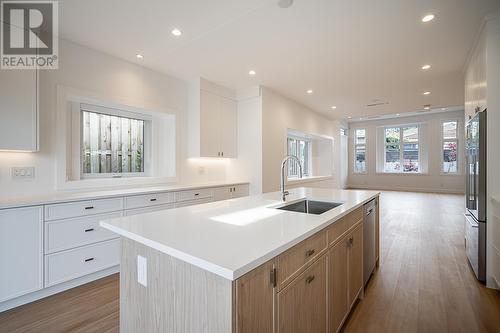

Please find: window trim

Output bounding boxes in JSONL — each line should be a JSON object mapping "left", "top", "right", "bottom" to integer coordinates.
{"left": 353, "top": 128, "right": 367, "bottom": 174}
{"left": 383, "top": 125, "right": 421, "bottom": 174}
{"left": 441, "top": 119, "right": 460, "bottom": 175}
{"left": 287, "top": 135, "right": 312, "bottom": 178}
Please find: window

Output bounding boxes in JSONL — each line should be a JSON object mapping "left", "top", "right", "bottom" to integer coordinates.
{"left": 384, "top": 125, "right": 419, "bottom": 173}
{"left": 81, "top": 106, "right": 150, "bottom": 177}
{"left": 287, "top": 136, "right": 311, "bottom": 177}
{"left": 354, "top": 129, "right": 366, "bottom": 173}
{"left": 442, "top": 121, "right": 458, "bottom": 173}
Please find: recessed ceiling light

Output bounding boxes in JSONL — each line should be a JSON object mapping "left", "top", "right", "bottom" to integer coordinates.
{"left": 421, "top": 64, "right": 431, "bottom": 70}
{"left": 306, "top": 89, "right": 313, "bottom": 94}
{"left": 424, "top": 106, "right": 431, "bottom": 110}
{"left": 248, "top": 70, "right": 256, "bottom": 76}
{"left": 331, "top": 106, "right": 337, "bottom": 110}
{"left": 359, "top": 117, "right": 364, "bottom": 120}
{"left": 136, "top": 54, "right": 143, "bottom": 59}
{"left": 423, "top": 91, "right": 431, "bottom": 95}
{"left": 441, "top": 107, "right": 447, "bottom": 110}
{"left": 278, "top": 0, "right": 294, "bottom": 8}
{"left": 396, "top": 113, "right": 400, "bottom": 116}
{"left": 422, "top": 14, "right": 435, "bottom": 23}
{"left": 348, "top": 116, "right": 352, "bottom": 119}
{"left": 171, "top": 28, "right": 182, "bottom": 36}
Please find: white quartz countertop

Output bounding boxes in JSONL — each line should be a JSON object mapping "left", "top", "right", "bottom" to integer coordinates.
{"left": 101, "top": 187, "right": 379, "bottom": 280}
{"left": 0, "top": 181, "right": 249, "bottom": 209}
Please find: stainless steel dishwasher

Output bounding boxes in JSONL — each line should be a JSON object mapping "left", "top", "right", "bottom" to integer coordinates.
{"left": 363, "top": 199, "right": 376, "bottom": 285}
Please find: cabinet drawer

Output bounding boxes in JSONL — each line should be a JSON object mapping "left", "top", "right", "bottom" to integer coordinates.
{"left": 277, "top": 230, "right": 327, "bottom": 289}
{"left": 44, "top": 239, "right": 120, "bottom": 287}
{"left": 175, "top": 188, "right": 212, "bottom": 202}
{"left": 125, "top": 203, "right": 174, "bottom": 216}
{"left": 45, "top": 212, "right": 121, "bottom": 254}
{"left": 344, "top": 207, "right": 363, "bottom": 230}
{"left": 327, "top": 219, "right": 348, "bottom": 246}
{"left": 174, "top": 197, "right": 212, "bottom": 208}
{"left": 44, "top": 198, "right": 123, "bottom": 221}
{"left": 125, "top": 192, "right": 174, "bottom": 210}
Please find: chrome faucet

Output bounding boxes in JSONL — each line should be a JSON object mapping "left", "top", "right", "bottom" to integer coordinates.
{"left": 280, "top": 155, "right": 303, "bottom": 201}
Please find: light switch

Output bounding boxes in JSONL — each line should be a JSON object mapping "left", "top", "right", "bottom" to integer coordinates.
{"left": 137, "top": 255, "right": 147, "bottom": 287}
{"left": 12, "top": 167, "right": 35, "bottom": 179}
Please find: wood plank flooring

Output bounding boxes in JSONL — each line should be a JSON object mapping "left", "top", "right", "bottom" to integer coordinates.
{"left": 0, "top": 274, "right": 119, "bottom": 333}
{"left": 0, "top": 191, "right": 499, "bottom": 332}
{"left": 343, "top": 191, "right": 500, "bottom": 333}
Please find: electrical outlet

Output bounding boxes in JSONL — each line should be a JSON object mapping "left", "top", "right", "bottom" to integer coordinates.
{"left": 12, "top": 167, "right": 35, "bottom": 179}
{"left": 137, "top": 255, "right": 147, "bottom": 287}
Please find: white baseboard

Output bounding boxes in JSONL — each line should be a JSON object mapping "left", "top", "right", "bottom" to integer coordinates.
{"left": 347, "top": 184, "right": 465, "bottom": 195}
{"left": 0, "top": 266, "right": 119, "bottom": 313}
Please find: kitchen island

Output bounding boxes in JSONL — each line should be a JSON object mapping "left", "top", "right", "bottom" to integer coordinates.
{"left": 101, "top": 187, "right": 380, "bottom": 333}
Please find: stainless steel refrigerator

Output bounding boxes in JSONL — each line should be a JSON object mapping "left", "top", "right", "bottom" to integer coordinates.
{"left": 465, "top": 110, "right": 487, "bottom": 282}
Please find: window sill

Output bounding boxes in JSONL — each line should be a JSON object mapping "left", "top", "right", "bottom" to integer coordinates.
{"left": 375, "top": 172, "right": 429, "bottom": 176}
{"left": 57, "top": 176, "right": 178, "bottom": 191}
{"left": 287, "top": 175, "right": 333, "bottom": 184}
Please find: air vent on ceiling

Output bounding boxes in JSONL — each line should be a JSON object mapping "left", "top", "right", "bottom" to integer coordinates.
{"left": 366, "top": 101, "right": 389, "bottom": 107}
{"left": 366, "top": 115, "right": 381, "bottom": 119}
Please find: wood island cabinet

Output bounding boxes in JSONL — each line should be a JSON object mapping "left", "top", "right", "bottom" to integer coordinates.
{"left": 119, "top": 196, "right": 379, "bottom": 333}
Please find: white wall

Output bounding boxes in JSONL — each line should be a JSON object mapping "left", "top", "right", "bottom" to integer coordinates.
{"left": 348, "top": 110, "right": 465, "bottom": 194}
{"left": 0, "top": 39, "right": 228, "bottom": 198}
{"left": 261, "top": 87, "right": 341, "bottom": 193}
{"left": 226, "top": 87, "right": 263, "bottom": 195}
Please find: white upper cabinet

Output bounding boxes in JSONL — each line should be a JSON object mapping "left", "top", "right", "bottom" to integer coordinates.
{"left": 465, "top": 30, "right": 487, "bottom": 121}
{"left": 0, "top": 69, "right": 38, "bottom": 151}
{"left": 188, "top": 78, "right": 238, "bottom": 158}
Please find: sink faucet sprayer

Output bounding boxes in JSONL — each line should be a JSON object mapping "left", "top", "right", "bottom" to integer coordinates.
{"left": 280, "top": 155, "right": 303, "bottom": 201}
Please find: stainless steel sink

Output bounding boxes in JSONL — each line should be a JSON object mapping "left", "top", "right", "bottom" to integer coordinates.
{"left": 275, "top": 199, "right": 343, "bottom": 215}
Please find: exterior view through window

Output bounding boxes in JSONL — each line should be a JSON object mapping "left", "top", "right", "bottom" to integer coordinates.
{"left": 384, "top": 125, "right": 419, "bottom": 173}
{"left": 354, "top": 129, "right": 366, "bottom": 173}
{"left": 443, "top": 121, "right": 458, "bottom": 173}
{"left": 82, "top": 111, "right": 145, "bottom": 176}
{"left": 287, "top": 137, "right": 310, "bottom": 177}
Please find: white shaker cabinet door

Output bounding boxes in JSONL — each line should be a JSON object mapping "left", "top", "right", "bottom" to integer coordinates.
{"left": 200, "top": 89, "right": 221, "bottom": 157}
{"left": 218, "top": 96, "right": 237, "bottom": 158}
{"left": 0, "top": 53, "right": 38, "bottom": 151}
{"left": 0, "top": 206, "right": 43, "bottom": 302}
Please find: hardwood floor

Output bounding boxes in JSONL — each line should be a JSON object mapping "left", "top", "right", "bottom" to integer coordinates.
{"left": 0, "top": 274, "right": 119, "bottom": 333}
{"left": 343, "top": 191, "right": 500, "bottom": 333}
{"left": 0, "top": 191, "right": 499, "bottom": 333}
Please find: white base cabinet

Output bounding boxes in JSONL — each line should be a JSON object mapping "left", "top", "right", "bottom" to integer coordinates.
{"left": 0, "top": 182, "right": 249, "bottom": 312}
{"left": 0, "top": 207, "right": 43, "bottom": 302}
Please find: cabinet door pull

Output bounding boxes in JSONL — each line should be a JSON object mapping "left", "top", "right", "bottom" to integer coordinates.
{"left": 270, "top": 267, "right": 277, "bottom": 287}
{"left": 84, "top": 228, "right": 94, "bottom": 232}
{"left": 229, "top": 188, "right": 233, "bottom": 193}
{"left": 150, "top": 198, "right": 157, "bottom": 202}
{"left": 221, "top": 152, "right": 224, "bottom": 157}
{"left": 84, "top": 206, "right": 94, "bottom": 210}
{"left": 305, "top": 275, "right": 315, "bottom": 284}
{"left": 194, "top": 193, "right": 200, "bottom": 196}
{"left": 305, "top": 249, "right": 315, "bottom": 257}
{"left": 84, "top": 257, "right": 95, "bottom": 262}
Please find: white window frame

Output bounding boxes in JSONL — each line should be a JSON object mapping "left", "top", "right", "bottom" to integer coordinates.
{"left": 383, "top": 125, "right": 421, "bottom": 174}
{"left": 74, "top": 103, "right": 153, "bottom": 179}
{"left": 441, "top": 119, "right": 459, "bottom": 175}
{"left": 287, "top": 135, "right": 312, "bottom": 178}
{"left": 353, "top": 128, "right": 367, "bottom": 174}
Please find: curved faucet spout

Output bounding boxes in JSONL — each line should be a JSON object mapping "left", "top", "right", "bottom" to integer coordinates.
{"left": 280, "top": 155, "right": 303, "bottom": 201}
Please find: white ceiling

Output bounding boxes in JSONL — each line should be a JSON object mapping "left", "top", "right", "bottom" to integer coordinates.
{"left": 58, "top": 0, "right": 500, "bottom": 120}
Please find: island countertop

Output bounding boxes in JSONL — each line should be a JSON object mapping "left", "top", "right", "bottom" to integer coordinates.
{"left": 101, "top": 187, "right": 379, "bottom": 280}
